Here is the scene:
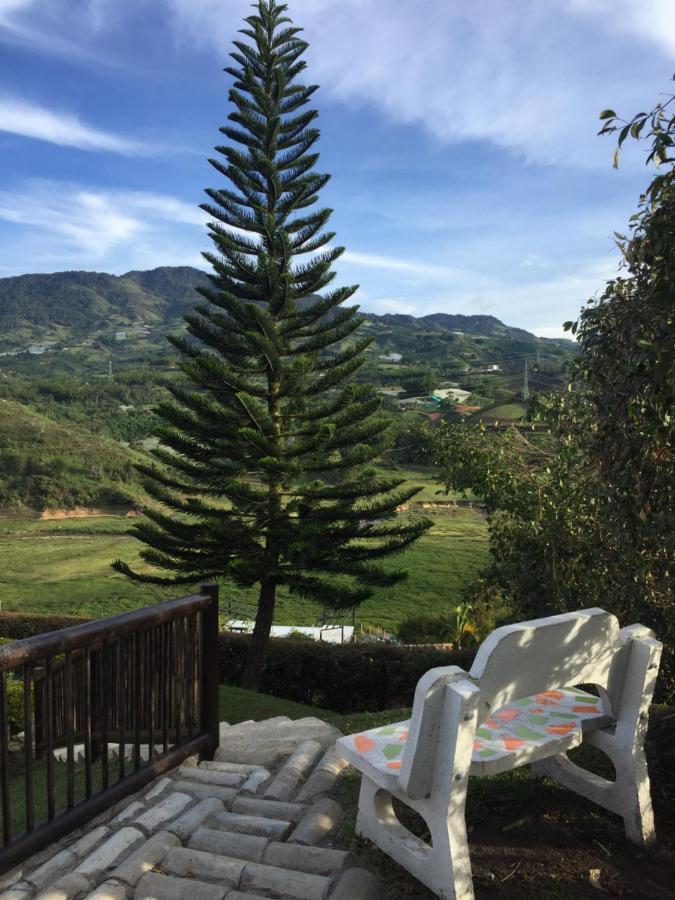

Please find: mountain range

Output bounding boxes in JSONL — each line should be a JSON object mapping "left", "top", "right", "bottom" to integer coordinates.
{"left": 0, "top": 266, "right": 572, "bottom": 352}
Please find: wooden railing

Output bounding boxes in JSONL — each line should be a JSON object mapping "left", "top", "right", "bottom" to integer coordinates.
{"left": 0, "top": 584, "right": 219, "bottom": 876}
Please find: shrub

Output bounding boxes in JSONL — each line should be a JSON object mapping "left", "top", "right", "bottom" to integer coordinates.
{"left": 397, "top": 604, "right": 479, "bottom": 648}
{"left": 218, "top": 633, "right": 475, "bottom": 713}
{"left": 5, "top": 680, "right": 26, "bottom": 728}
{"left": 0, "top": 614, "right": 90, "bottom": 640}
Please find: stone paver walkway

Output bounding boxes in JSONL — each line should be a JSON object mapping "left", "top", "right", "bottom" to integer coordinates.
{"left": 0, "top": 717, "right": 380, "bottom": 900}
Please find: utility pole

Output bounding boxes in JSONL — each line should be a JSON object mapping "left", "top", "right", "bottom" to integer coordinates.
{"left": 522, "top": 358, "right": 530, "bottom": 402}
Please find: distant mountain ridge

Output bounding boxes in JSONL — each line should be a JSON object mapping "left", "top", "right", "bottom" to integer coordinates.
{"left": 365, "top": 312, "right": 537, "bottom": 342}
{"left": 0, "top": 267, "right": 209, "bottom": 344}
{"left": 0, "top": 266, "right": 571, "bottom": 348}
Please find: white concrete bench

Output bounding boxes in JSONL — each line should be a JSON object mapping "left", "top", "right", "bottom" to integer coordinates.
{"left": 337, "top": 608, "right": 662, "bottom": 900}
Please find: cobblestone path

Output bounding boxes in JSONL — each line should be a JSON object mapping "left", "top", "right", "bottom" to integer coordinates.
{"left": 0, "top": 717, "right": 379, "bottom": 900}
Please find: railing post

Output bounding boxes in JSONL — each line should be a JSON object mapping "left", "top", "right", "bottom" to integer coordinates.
{"left": 199, "top": 583, "right": 220, "bottom": 760}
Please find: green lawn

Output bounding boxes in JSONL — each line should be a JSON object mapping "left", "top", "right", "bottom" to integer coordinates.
{"left": 371, "top": 463, "right": 475, "bottom": 503}
{"left": 0, "top": 508, "right": 489, "bottom": 630}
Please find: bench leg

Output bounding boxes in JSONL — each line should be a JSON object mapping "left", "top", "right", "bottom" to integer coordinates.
{"left": 532, "top": 738, "right": 655, "bottom": 847}
{"left": 355, "top": 774, "right": 474, "bottom": 900}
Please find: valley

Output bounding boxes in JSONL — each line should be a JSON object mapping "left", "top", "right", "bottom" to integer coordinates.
{"left": 0, "top": 265, "right": 570, "bottom": 632}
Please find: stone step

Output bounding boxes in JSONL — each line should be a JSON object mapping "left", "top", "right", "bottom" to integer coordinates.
{"left": 163, "top": 848, "right": 245, "bottom": 888}
{"left": 262, "top": 841, "right": 347, "bottom": 876}
{"left": 289, "top": 798, "right": 344, "bottom": 846}
{"left": 240, "top": 859, "right": 331, "bottom": 900}
{"left": 109, "top": 831, "right": 179, "bottom": 888}
{"left": 86, "top": 881, "right": 128, "bottom": 899}
{"left": 208, "top": 809, "right": 293, "bottom": 840}
{"left": 75, "top": 828, "right": 145, "bottom": 881}
{"left": 225, "top": 716, "right": 292, "bottom": 735}
{"left": 171, "top": 780, "right": 238, "bottom": 804}
{"left": 177, "top": 765, "right": 246, "bottom": 788}
{"left": 131, "top": 793, "right": 194, "bottom": 835}
{"left": 188, "top": 827, "right": 268, "bottom": 863}
{"left": 134, "top": 872, "right": 226, "bottom": 899}
{"left": 296, "top": 748, "right": 349, "bottom": 802}
{"left": 225, "top": 893, "right": 273, "bottom": 900}
{"left": 263, "top": 740, "right": 324, "bottom": 801}
{"left": 35, "top": 872, "right": 92, "bottom": 899}
{"left": 215, "top": 721, "right": 342, "bottom": 769}
{"left": 200, "top": 761, "right": 261, "bottom": 775}
{"left": 231, "top": 796, "right": 305, "bottom": 823}
{"left": 164, "top": 849, "right": 332, "bottom": 900}
{"left": 169, "top": 798, "right": 225, "bottom": 841}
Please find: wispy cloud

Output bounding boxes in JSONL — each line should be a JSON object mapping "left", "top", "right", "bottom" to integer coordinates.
{"left": 165, "top": 0, "right": 674, "bottom": 168}
{"left": 0, "top": 180, "right": 207, "bottom": 271}
{"left": 568, "top": 0, "right": 675, "bottom": 56}
{"left": 341, "top": 250, "right": 465, "bottom": 281}
{"left": 4, "top": 1, "right": 673, "bottom": 167}
{"left": 0, "top": 94, "right": 153, "bottom": 155}
{"left": 0, "top": 0, "right": 33, "bottom": 19}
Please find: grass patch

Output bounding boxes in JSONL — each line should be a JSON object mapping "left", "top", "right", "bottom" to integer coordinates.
{"left": 0, "top": 508, "right": 488, "bottom": 630}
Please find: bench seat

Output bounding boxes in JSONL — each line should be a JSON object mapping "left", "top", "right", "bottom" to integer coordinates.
{"left": 341, "top": 688, "right": 611, "bottom": 778}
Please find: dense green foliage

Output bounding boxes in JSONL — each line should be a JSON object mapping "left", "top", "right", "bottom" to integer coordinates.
{"left": 431, "top": 89, "right": 674, "bottom": 698}
{"left": 114, "top": 0, "right": 433, "bottom": 687}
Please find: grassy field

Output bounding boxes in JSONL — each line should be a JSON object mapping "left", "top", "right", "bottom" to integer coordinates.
{"left": 0, "top": 505, "right": 488, "bottom": 629}
{"left": 371, "top": 463, "right": 475, "bottom": 503}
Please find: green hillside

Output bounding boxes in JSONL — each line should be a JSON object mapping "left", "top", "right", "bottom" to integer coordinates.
{"left": 0, "top": 267, "right": 208, "bottom": 350}
{"left": 0, "top": 400, "right": 145, "bottom": 511}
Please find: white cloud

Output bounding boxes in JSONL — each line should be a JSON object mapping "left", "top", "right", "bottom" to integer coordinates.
{"left": 4, "top": 1, "right": 672, "bottom": 166}
{"left": 341, "top": 250, "right": 464, "bottom": 281}
{"left": 567, "top": 0, "right": 675, "bottom": 56}
{"left": 534, "top": 326, "right": 576, "bottom": 341}
{"left": 0, "top": 180, "right": 207, "bottom": 271}
{"left": 355, "top": 291, "right": 417, "bottom": 316}
{"left": 352, "top": 252, "right": 618, "bottom": 335}
{"left": 0, "top": 94, "right": 152, "bottom": 154}
{"left": 164, "top": 0, "right": 673, "bottom": 168}
{"left": 0, "top": 0, "right": 33, "bottom": 19}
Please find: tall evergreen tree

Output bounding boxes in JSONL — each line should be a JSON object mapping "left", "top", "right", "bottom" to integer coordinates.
{"left": 114, "top": 0, "right": 431, "bottom": 689}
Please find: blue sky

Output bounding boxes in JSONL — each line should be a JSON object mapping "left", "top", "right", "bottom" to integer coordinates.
{"left": 0, "top": 0, "right": 673, "bottom": 337}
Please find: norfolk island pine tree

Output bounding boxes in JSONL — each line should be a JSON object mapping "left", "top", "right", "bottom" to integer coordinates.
{"left": 113, "top": 0, "right": 432, "bottom": 690}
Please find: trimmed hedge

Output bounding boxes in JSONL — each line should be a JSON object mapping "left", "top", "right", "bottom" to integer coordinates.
{"left": 218, "top": 633, "right": 475, "bottom": 713}
{"left": 0, "top": 614, "right": 90, "bottom": 640}
{"left": 1, "top": 616, "right": 475, "bottom": 714}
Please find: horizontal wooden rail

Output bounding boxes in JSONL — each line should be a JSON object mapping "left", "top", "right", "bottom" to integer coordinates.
{"left": 0, "top": 592, "right": 212, "bottom": 671}
{"left": 0, "top": 583, "right": 219, "bottom": 877}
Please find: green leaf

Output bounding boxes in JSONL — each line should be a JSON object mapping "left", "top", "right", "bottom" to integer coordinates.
{"left": 612, "top": 147, "right": 621, "bottom": 169}
{"left": 599, "top": 109, "right": 617, "bottom": 120}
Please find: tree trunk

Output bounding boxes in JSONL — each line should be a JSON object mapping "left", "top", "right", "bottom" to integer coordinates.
{"left": 241, "top": 578, "right": 277, "bottom": 691}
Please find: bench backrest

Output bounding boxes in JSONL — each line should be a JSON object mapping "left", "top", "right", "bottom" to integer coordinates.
{"left": 468, "top": 608, "right": 620, "bottom": 724}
